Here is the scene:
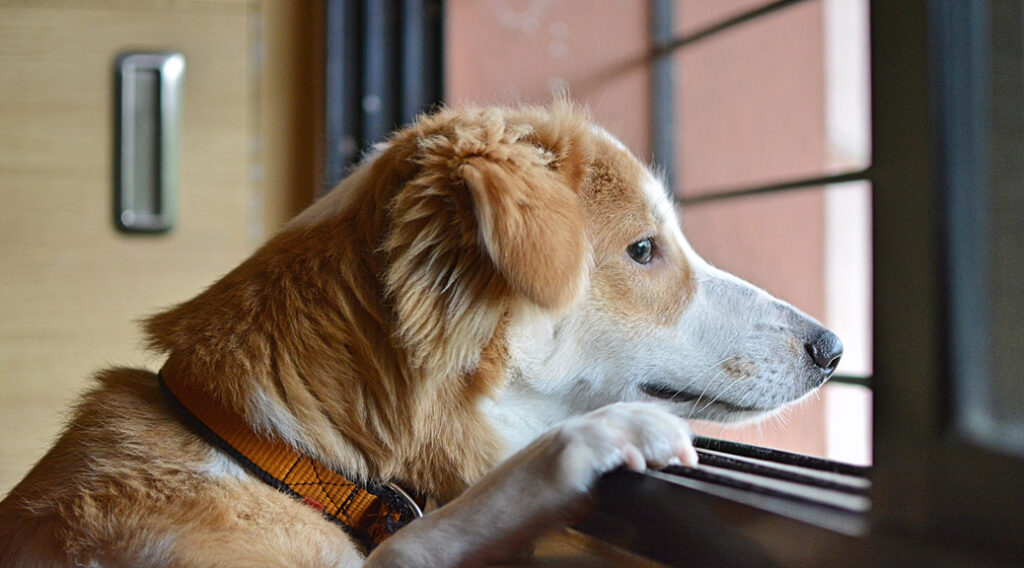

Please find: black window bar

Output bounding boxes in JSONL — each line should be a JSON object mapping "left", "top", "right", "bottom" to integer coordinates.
{"left": 649, "top": 0, "right": 872, "bottom": 390}
{"left": 324, "top": 0, "right": 444, "bottom": 194}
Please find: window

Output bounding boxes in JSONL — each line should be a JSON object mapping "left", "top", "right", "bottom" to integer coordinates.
{"left": 445, "top": 0, "right": 872, "bottom": 464}
{"left": 590, "top": 1, "right": 1024, "bottom": 564}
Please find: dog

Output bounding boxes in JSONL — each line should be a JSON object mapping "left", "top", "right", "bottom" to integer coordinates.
{"left": 0, "top": 102, "right": 841, "bottom": 567}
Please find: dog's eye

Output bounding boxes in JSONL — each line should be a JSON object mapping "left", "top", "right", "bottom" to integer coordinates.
{"left": 627, "top": 238, "right": 654, "bottom": 265}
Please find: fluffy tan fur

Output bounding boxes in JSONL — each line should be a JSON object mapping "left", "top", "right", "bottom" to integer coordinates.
{"left": 0, "top": 102, "right": 603, "bottom": 566}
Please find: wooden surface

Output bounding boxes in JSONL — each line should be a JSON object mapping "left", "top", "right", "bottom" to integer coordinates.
{"left": 493, "top": 530, "right": 668, "bottom": 568}
{"left": 0, "top": 0, "right": 259, "bottom": 493}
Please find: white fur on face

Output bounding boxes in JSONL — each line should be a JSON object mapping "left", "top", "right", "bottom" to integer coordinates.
{"left": 629, "top": 174, "right": 833, "bottom": 420}
{"left": 489, "top": 153, "right": 834, "bottom": 455}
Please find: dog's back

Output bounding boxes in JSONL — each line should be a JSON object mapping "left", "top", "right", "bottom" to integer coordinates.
{"left": 1, "top": 369, "right": 371, "bottom": 566}
{"left": 1, "top": 370, "right": 193, "bottom": 565}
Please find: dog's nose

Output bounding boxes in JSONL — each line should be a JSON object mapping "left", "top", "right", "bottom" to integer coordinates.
{"left": 805, "top": 330, "right": 843, "bottom": 374}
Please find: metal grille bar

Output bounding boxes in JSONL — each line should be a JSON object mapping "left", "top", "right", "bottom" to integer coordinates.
{"left": 654, "top": 0, "right": 808, "bottom": 54}
{"left": 679, "top": 167, "right": 872, "bottom": 206}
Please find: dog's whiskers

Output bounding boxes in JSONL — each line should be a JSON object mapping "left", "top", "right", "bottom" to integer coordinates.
{"left": 695, "top": 371, "right": 748, "bottom": 414}
{"left": 686, "top": 368, "right": 729, "bottom": 420}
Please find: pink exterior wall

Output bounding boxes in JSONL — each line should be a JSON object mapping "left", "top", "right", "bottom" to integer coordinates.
{"left": 447, "top": 0, "right": 832, "bottom": 457}
{"left": 676, "top": 2, "right": 828, "bottom": 455}
{"left": 445, "top": 0, "right": 651, "bottom": 157}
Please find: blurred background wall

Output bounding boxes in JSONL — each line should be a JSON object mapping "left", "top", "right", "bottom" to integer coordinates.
{"left": 0, "top": 0, "right": 322, "bottom": 493}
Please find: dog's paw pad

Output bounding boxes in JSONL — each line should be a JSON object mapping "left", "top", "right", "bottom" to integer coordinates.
{"left": 546, "top": 402, "right": 696, "bottom": 491}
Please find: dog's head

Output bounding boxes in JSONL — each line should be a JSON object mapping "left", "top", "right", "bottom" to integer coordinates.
{"left": 359, "top": 103, "right": 841, "bottom": 427}
{"left": 356, "top": 102, "right": 841, "bottom": 427}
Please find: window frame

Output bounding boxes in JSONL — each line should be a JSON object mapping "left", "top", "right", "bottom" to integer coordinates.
{"left": 575, "top": 2, "right": 1024, "bottom": 565}
{"left": 871, "top": 0, "right": 1024, "bottom": 557}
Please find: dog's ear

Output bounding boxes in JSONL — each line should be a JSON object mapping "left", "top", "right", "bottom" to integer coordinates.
{"left": 458, "top": 153, "right": 586, "bottom": 311}
{"left": 384, "top": 106, "right": 592, "bottom": 374}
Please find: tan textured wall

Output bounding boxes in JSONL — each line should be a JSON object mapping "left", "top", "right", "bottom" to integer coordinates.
{"left": 0, "top": 0, "right": 259, "bottom": 494}
{"left": 0, "top": 0, "right": 323, "bottom": 494}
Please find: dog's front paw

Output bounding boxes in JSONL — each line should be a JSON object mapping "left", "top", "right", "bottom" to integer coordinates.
{"left": 366, "top": 403, "right": 696, "bottom": 568}
{"left": 543, "top": 402, "right": 698, "bottom": 493}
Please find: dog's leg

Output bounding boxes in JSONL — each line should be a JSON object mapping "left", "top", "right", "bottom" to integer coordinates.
{"left": 365, "top": 402, "right": 697, "bottom": 568}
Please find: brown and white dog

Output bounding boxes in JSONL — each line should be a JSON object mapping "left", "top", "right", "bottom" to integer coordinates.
{"left": 0, "top": 103, "right": 841, "bottom": 567}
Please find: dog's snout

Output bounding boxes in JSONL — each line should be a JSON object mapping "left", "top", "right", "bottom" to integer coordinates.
{"left": 804, "top": 330, "right": 843, "bottom": 375}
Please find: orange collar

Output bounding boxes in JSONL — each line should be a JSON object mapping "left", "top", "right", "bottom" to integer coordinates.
{"left": 158, "top": 367, "right": 422, "bottom": 551}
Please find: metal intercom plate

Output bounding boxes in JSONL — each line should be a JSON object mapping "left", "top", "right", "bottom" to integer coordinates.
{"left": 115, "top": 52, "right": 184, "bottom": 233}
